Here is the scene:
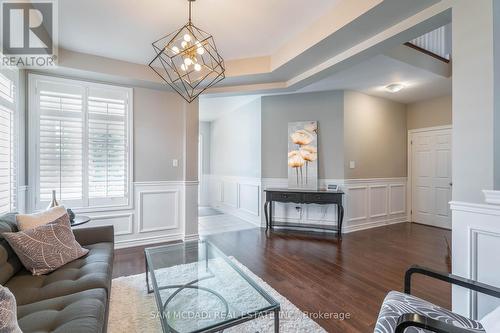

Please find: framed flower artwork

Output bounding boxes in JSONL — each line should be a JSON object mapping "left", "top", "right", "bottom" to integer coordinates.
{"left": 288, "top": 121, "right": 318, "bottom": 189}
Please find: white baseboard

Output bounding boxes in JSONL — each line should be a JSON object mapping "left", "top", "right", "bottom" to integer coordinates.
{"left": 114, "top": 233, "right": 183, "bottom": 249}
{"left": 343, "top": 217, "right": 407, "bottom": 233}
{"left": 183, "top": 233, "right": 200, "bottom": 242}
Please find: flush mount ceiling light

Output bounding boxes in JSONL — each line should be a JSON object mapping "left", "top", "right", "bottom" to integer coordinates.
{"left": 385, "top": 83, "right": 405, "bottom": 93}
{"left": 149, "top": 0, "right": 225, "bottom": 103}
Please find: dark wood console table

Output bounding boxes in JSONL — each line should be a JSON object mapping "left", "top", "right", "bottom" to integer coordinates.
{"left": 264, "top": 188, "right": 345, "bottom": 238}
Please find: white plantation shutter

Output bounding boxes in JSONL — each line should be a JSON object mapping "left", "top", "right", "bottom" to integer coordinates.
{"left": 0, "top": 70, "right": 16, "bottom": 214}
{"left": 88, "top": 88, "right": 128, "bottom": 206}
{"left": 31, "top": 75, "right": 132, "bottom": 210}
{"left": 37, "top": 82, "right": 84, "bottom": 205}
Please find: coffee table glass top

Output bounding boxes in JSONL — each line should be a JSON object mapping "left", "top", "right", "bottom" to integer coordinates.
{"left": 144, "top": 241, "right": 280, "bottom": 333}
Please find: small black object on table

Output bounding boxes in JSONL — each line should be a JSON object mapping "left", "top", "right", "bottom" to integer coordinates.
{"left": 70, "top": 215, "right": 91, "bottom": 227}
{"left": 264, "top": 188, "right": 345, "bottom": 238}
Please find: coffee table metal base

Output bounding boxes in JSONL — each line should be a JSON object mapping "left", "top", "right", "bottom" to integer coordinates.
{"left": 145, "top": 252, "right": 280, "bottom": 333}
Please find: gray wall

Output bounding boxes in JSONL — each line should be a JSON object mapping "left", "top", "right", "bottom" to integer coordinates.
{"left": 134, "top": 88, "right": 186, "bottom": 182}
{"left": 199, "top": 122, "right": 211, "bottom": 175}
{"left": 407, "top": 95, "right": 452, "bottom": 130}
{"left": 261, "top": 91, "right": 344, "bottom": 179}
{"left": 210, "top": 98, "right": 261, "bottom": 178}
{"left": 344, "top": 91, "right": 407, "bottom": 179}
{"left": 453, "top": 0, "right": 496, "bottom": 202}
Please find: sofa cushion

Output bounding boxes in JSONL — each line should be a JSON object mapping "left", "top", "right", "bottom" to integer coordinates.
{"left": 17, "top": 288, "right": 106, "bottom": 333}
{"left": 0, "top": 213, "right": 22, "bottom": 285}
{"left": 374, "top": 291, "right": 485, "bottom": 333}
{"left": 3, "top": 213, "right": 89, "bottom": 275}
{"left": 6, "top": 242, "right": 113, "bottom": 306}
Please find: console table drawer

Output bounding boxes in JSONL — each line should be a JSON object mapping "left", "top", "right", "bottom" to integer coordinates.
{"left": 270, "top": 192, "right": 303, "bottom": 203}
{"left": 303, "top": 193, "right": 340, "bottom": 204}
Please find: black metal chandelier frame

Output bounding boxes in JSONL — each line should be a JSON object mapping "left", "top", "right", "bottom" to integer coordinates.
{"left": 149, "top": 0, "right": 225, "bottom": 103}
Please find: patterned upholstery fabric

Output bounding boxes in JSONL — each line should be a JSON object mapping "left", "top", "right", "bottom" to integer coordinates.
{"left": 0, "top": 285, "right": 22, "bottom": 333}
{"left": 374, "top": 291, "right": 485, "bottom": 333}
{"left": 3, "top": 214, "right": 89, "bottom": 275}
{"left": 0, "top": 213, "right": 22, "bottom": 285}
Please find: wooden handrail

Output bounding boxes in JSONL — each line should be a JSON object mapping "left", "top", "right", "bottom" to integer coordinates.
{"left": 404, "top": 42, "right": 450, "bottom": 63}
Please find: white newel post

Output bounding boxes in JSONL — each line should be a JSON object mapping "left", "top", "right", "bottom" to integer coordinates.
{"left": 451, "top": 192, "right": 500, "bottom": 319}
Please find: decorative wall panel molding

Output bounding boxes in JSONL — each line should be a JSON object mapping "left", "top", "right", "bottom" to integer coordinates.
{"left": 137, "top": 189, "right": 179, "bottom": 233}
{"left": 207, "top": 175, "right": 261, "bottom": 226}
{"left": 81, "top": 212, "right": 134, "bottom": 236}
{"left": 451, "top": 201, "right": 500, "bottom": 319}
{"left": 207, "top": 176, "right": 407, "bottom": 233}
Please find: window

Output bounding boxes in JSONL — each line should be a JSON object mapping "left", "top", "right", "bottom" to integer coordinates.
{"left": 29, "top": 75, "right": 132, "bottom": 211}
{"left": 0, "top": 69, "right": 17, "bottom": 214}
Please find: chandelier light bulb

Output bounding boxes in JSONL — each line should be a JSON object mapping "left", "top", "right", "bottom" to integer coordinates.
{"left": 197, "top": 47, "right": 205, "bottom": 55}
{"left": 180, "top": 64, "right": 187, "bottom": 71}
{"left": 194, "top": 63, "right": 202, "bottom": 71}
{"left": 172, "top": 46, "right": 179, "bottom": 54}
{"left": 181, "top": 41, "right": 188, "bottom": 48}
{"left": 184, "top": 58, "right": 193, "bottom": 66}
{"left": 183, "top": 34, "right": 192, "bottom": 42}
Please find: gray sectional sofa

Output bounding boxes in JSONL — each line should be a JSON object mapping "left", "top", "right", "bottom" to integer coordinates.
{"left": 0, "top": 213, "right": 114, "bottom": 333}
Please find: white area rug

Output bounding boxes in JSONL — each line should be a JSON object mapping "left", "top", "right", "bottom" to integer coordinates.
{"left": 108, "top": 258, "right": 326, "bottom": 333}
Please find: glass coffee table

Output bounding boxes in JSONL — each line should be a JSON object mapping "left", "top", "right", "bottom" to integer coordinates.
{"left": 145, "top": 241, "right": 280, "bottom": 333}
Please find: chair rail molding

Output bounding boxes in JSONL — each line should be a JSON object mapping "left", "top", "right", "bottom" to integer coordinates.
{"left": 450, "top": 200, "right": 500, "bottom": 319}
{"left": 483, "top": 190, "right": 500, "bottom": 205}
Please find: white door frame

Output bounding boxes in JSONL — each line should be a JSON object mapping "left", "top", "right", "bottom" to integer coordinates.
{"left": 407, "top": 125, "right": 452, "bottom": 224}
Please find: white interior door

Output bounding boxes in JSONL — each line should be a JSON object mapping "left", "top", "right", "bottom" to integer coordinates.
{"left": 410, "top": 127, "right": 452, "bottom": 229}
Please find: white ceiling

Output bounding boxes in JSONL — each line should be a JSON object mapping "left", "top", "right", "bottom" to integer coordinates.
{"left": 298, "top": 54, "right": 451, "bottom": 104}
{"left": 201, "top": 54, "right": 451, "bottom": 120}
{"left": 59, "top": 0, "right": 340, "bottom": 65}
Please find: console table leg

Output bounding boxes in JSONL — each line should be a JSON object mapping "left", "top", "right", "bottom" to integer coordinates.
{"left": 264, "top": 201, "right": 270, "bottom": 230}
{"left": 338, "top": 204, "right": 345, "bottom": 239}
{"left": 269, "top": 201, "right": 273, "bottom": 229}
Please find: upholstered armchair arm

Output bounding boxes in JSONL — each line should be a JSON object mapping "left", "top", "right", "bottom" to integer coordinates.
{"left": 404, "top": 265, "right": 500, "bottom": 299}
{"left": 395, "top": 313, "right": 479, "bottom": 333}
{"left": 73, "top": 225, "right": 114, "bottom": 246}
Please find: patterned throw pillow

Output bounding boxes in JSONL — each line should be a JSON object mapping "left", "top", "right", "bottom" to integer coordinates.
{"left": 0, "top": 285, "right": 22, "bottom": 333}
{"left": 3, "top": 214, "right": 89, "bottom": 276}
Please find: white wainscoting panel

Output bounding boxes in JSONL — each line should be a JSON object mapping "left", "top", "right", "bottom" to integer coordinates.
{"left": 344, "top": 178, "right": 407, "bottom": 232}
{"left": 451, "top": 201, "right": 500, "bottom": 319}
{"left": 347, "top": 186, "right": 368, "bottom": 222}
{"left": 81, "top": 212, "right": 134, "bottom": 236}
{"left": 390, "top": 185, "right": 406, "bottom": 215}
{"left": 138, "top": 190, "right": 179, "bottom": 233}
{"left": 239, "top": 184, "right": 260, "bottom": 216}
{"left": 369, "top": 185, "right": 388, "bottom": 218}
{"left": 223, "top": 181, "right": 238, "bottom": 208}
{"left": 208, "top": 175, "right": 261, "bottom": 226}
{"left": 209, "top": 177, "right": 408, "bottom": 233}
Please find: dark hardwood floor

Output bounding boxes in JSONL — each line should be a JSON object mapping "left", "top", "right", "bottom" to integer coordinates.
{"left": 113, "top": 222, "right": 451, "bottom": 333}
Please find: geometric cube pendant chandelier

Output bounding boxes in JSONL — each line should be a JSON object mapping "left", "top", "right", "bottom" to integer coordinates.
{"left": 149, "top": 0, "right": 225, "bottom": 103}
